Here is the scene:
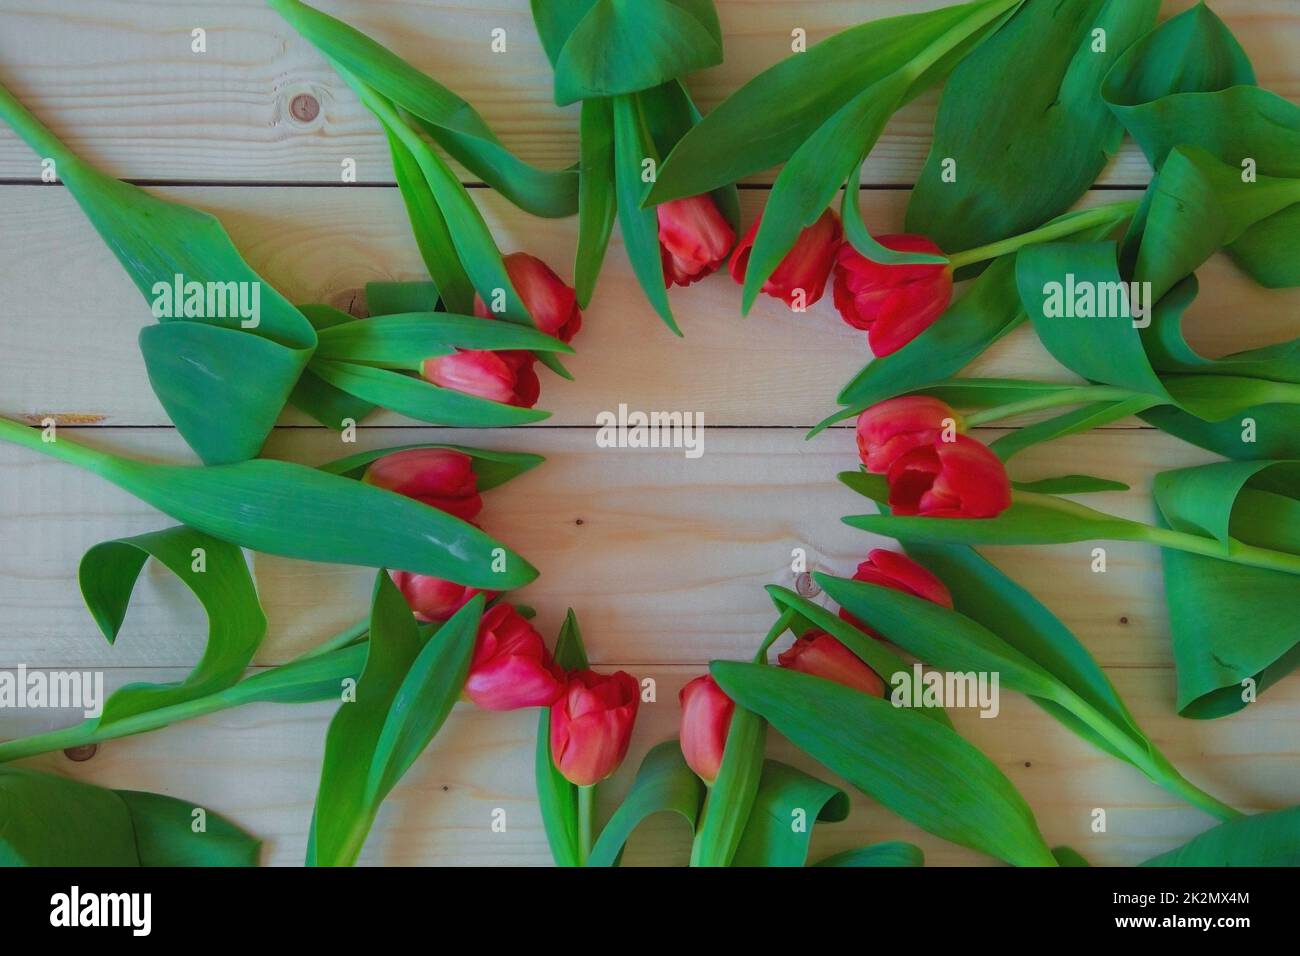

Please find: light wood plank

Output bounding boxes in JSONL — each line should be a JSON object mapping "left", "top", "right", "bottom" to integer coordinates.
{"left": 4, "top": 664, "right": 1296, "bottom": 866}
{"left": 0, "top": 1, "right": 1295, "bottom": 185}
{"left": 0, "top": 425, "right": 1225, "bottom": 670}
{"left": 2, "top": 184, "right": 1296, "bottom": 428}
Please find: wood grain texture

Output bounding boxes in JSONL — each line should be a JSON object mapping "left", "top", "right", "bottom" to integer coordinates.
{"left": 4, "top": 664, "right": 1296, "bottom": 867}
{"left": 2, "top": 185, "right": 1296, "bottom": 428}
{"left": 1, "top": 0, "right": 1298, "bottom": 868}
{"left": 0, "top": 1, "right": 1296, "bottom": 186}
{"left": 0, "top": 425, "right": 1222, "bottom": 671}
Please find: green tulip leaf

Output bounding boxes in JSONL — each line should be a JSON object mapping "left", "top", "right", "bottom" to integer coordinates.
{"left": 588, "top": 739, "right": 705, "bottom": 867}
{"left": 1153, "top": 460, "right": 1300, "bottom": 717}
{"left": 741, "top": 70, "right": 913, "bottom": 314}
{"left": 1009, "top": 474, "right": 1130, "bottom": 495}
{"left": 816, "top": 570, "right": 1166, "bottom": 776}
{"left": 1018, "top": 241, "right": 1169, "bottom": 400}
{"left": 308, "top": 578, "right": 480, "bottom": 866}
{"left": 1052, "top": 846, "right": 1092, "bottom": 867}
{"left": 907, "top": 0, "right": 1159, "bottom": 259}
{"left": 0, "top": 418, "right": 537, "bottom": 590}
{"left": 689, "top": 700, "right": 765, "bottom": 867}
{"left": 737, "top": 0, "right": 1020, "bottom": 311}
{"left": 1102, "top": 2, "right": 1300, "bottom": 287}
{"left": 0, "top": 81, "right": 316, "bottom": 465}
{"left": 820, "top": 198, "right": 1127, "bottom": 437}
{"left": 308, "top": 358, "right": 550, "bottom": 427}
{"left": 287, "top": 305, "right": 378, "bottom": 429}
{"left": 549, "top": 0, "right": 723, "bottom": 106}
{"left": 0, "top": 638, "right": 371, "bottom": 766}
{"left": 0, "top": 768, "right": 259, "bottom": 866}
{"left": 842, "top": 475, "right": 1147, "bottom": 547}
{"left": 318, "top": 442, "right": 544, "bottom": 492}
{"left": 267, "top": 0, "right": 577, "bottom": 218}
{"left": 639, "top": 79, "right": 742, "bottom": 235}
{"left": 386, "top": 128, "right": 475, "bottom": 313}
{"left": 814, "top": 841, "right": 925, "bottom": 867}
{"left": 536, "top": 609, "right": 589, "bottom": 867}
{"left": 341, "top": 77, "right": 569, "bottom": 379}
{"left": 649, "top": 0, "right": 1018, "bottom": 204}
{"left": 612, "top": 94, "right": 678, "bottom": 334}
{"left": 1141, "top": 403, "right": 1300, "bottom": 461}
{"left": 1141, "top": 805, "right": 1300, "bottom": 867}
{"left": 366, "top": 281, "right": 441, "bottom": 318}
{"left": 314, "top": 313, "right": 574, "bottom": 369}
{"left": 710, "top": 662, "right": 1056, "bottom": 867}
{"left": 731, "top": 761, "right": 850, "bottom": 867}
{"left": 79, "top": 526, "right": 266, "bottom": 730}
{"left": 819, "top": 256, "right": 1024, "bottom": 433}
{"left": 1127, "top": 146, "right": 1300, "bottom": 301}
{"left": 575, "top": 98, "right": 618, "bottom": 308}
{"left": 764, "top": 585, "right": 951, "bottom": 727}
{"left": 990, "top": 398, "right": 1159, "bottom": 462}
{"left": 113, "top": 789, "right": 262, "bottom": 867}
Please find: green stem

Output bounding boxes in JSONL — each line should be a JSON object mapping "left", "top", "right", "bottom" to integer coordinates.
{"left": 0, "top": 623, "right": 367, "bottom": 763}
{"left": 963, "top": 385, "right": 1151, "bottom": 427}
{"left": 1016, "top": 488, "right": 1300, "bottom": 577}
{"left": 947, "top": 201, "right": 1141, "bottom": 270}
{"left": 1140, "top": 525, "right": 1300, "bottom": 577}
{"left": 1054, "top": 688, "right": 1241, "bottom": 822}
{"left": 899, "top": 0, "right": 1026, "bottom": 85}
{"left": 0, "top": 416, "right": 114, "bottom": 474}
{"left": 0, "top": 78, "right": 71, "bottom": 162}
{"left": 577, "top": 785, "right": 595, "bottom": 866}
{"left": 752, "top": 608, "right": 799, "bottom": 664}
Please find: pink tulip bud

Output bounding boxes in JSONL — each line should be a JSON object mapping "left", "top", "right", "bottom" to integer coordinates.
{"left": 678, "top": 675, "right": 734, "bottom": 785}
{"left": 389, "top": 570, "right": 492, "bottom": 623}
{"left": 832, "top": 235, "right": 954, "bottom": 356}
{"left": 777, "top": 631, "right": 885, "bottom": 697}
{"left": 362, "top": 447, "right": 482, "bottom": 522}
{"left": 550, "top": 669, "right": 640, "bottom": 786}
{"left": 887, "top": 434, "right": 1013, "bottom": 518}
{"left": 474, "top": 252, "right": 582, "bottom": 344}
{"left": 856, "top": 395, "right": 959, "bottom": 474}
{"left": 464, "top": 604, "right": 566, "bottom": 711}
{"left": 657, "top": 195, "right": 736, "bottom": 288}
{"left": 838, "top": 548, "right": 954, "bottom": 633}
{"left": 729, "top": 209, "right": 842, "bottom": 308}
{"left": 422, "top": 349, "right": 540, "bottom": 408}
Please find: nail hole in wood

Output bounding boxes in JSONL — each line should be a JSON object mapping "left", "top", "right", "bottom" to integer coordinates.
{"left": 64, "top": 744, "right": 97, "bottom": 762}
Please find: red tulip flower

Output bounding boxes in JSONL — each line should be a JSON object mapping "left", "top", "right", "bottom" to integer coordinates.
{"left": 678, "top": 675, "right": 734, "bottom": 785}
{"left": 657, "top": 195, "right": 736, "bottom": 288}
{"left": 838, "top": 548, "right": 954, "bottom": 633}
{"left": 389, "top": 570, "right": 493, "bottom": 623}
{"left": 464, "top": 604, "right": 566, "bottom": 711}
{"left": 856, "top": 395, "right": 959, "bottom": 474}
{"left": 362, "top": 447, "right": 483, "bottom": 522}
{"left": 474, "top": 252, "right": 582, "bottom": 344}
{"left": 832, "top": 235, "right": 953, "bottom": 356}
{"left": 550, "top": 669, "right": 640, "bottom": 786}
{"left": 729, "top": 209, "right": 842, "bottom": 309}
{"left": 422, "top": 349, "right": 540, "bottom": 408}
{"left": 887, "top": 434, "right": 1012, "bottom": 518}
{"left": 777, "top": 631, "right": 885, "bottom": 697}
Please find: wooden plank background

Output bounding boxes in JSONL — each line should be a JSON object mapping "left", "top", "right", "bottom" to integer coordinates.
{"left": 1, "top": 0, "right": 1298, "bottom": 866}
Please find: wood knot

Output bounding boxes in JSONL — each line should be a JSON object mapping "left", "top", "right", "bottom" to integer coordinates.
{"left": 64, "top": 744, "right": 98, "bottom": 762}
{"left": 794, "top": 571, "right": 820, "bottom": 598}
{"left": 289, "top": 92, "right": 320, "bottom": 124}
{"left": 326, "top": 287, "right": 368, "bottom": 318}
